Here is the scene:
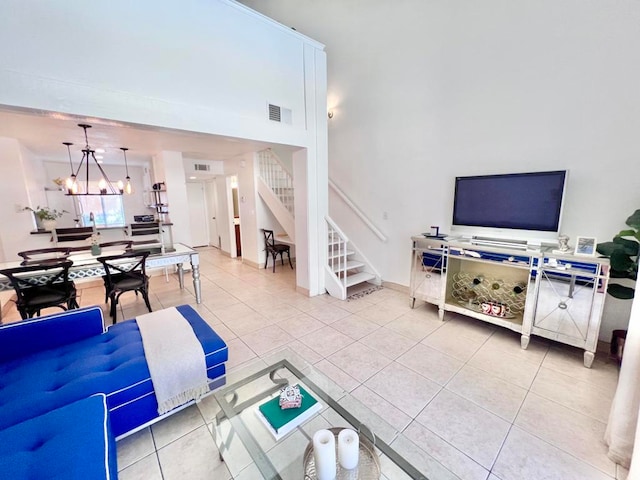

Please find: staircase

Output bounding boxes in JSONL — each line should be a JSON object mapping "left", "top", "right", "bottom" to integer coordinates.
{"left": 325, "top": 217, "right": 380, "bottom": 300}
{"left": 257, "top": 149, "right": 380, "bottom": 299}
{"left": 257, "top": 149, "right": 295, "bottom": 241}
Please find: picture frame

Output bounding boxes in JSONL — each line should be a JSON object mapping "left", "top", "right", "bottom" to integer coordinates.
{"left": 574, "top": 236, "right": 597, "bottom": 256}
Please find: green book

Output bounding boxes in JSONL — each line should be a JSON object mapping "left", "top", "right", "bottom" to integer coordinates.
{"left": 256, "top": 385, "right": 322, "bottom": 440}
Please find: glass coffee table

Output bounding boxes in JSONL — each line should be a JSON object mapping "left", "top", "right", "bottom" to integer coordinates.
{"left": 211, "top": 350, "right": 459, "bottom": 479}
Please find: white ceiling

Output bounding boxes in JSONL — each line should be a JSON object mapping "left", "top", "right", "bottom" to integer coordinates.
{"left": 0, "top": 106, "right": 286, "bottom": 170}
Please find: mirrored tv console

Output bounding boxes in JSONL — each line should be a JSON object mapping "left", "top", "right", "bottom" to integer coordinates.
{"left": 410, "top": 236, "right": 610, "bottom": 368}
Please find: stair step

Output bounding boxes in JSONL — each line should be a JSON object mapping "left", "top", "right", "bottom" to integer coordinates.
{"left": 332, "top": 260, "right": 365, "bottom": 273}
{"left": 346, "top": 272, "right": 376, "bottom": 288}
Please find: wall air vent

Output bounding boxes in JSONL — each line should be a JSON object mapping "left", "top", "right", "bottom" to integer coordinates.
{"left": 268, "top": 103, "right": 281, "bottom": 122}
{"left": 194, "top": 163, "right": 210, "bottom": 172}
{"left": 268, "top": 103, "right": 292, "bottom": 124}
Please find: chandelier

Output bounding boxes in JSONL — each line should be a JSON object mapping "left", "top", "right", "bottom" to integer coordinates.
{"left": 64, "top": 124, "right": 132, "bottom": 196}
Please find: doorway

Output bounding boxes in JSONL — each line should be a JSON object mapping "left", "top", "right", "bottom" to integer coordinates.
{"left": 231, "top": 176, "right": 241, "bottom": 257}
{"left": 186, "top": 182, "right": 209, "bottom": 247}
{"left": 205, "top": 181, "right": 220, "bottom": 248}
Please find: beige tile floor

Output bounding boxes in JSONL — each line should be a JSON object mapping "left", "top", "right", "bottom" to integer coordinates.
{"left": 2, "top": 247, "right": 627, "bottom": 480}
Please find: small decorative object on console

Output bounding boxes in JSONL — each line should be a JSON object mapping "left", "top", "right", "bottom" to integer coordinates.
{"left": 481, "top": 301, "right": 509, "bottom": 317}
{"left": 423, "top": 225, "right": 447, "bottom": 239}
{"left": 575, "top": 236, "right": 597, "bottom": 256}
{"left": 279, "top": 384, "right": 302, "bottom": 409}
{"left": 557, "top": 234, "right": 570, "bottom": 252}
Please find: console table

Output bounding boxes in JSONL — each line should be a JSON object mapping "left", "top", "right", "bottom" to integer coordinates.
{"left": 410, "top": 236, "right": 610, "bottom": 367}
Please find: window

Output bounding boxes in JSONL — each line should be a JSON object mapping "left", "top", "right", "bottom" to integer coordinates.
{"left": 77, "top": 194, "right": 126, "bottom": 228}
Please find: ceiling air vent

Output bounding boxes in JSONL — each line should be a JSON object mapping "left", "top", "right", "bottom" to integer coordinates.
{"left": 194, "top": 163, "right": 210, "bottom": 172}
{"left": 268, "top": 103, "right": 281, "bottom": 122}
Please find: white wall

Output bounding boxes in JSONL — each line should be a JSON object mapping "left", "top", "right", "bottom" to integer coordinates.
{"left": 243, "top": 0, "right": 640, "bottom": 282}
{"left": 0, "top": 0, "right": 329, "bottom": 296}
{"left": 269, "top": 147, "right": 294, "bottom": 175}
{"left": 242, "top": 0, "right": 640, "bottom": 329}
{"left": 0, "top": 138, "right": 46, "bottom": 261}
{"left": 0, "top": 0, "right": 320, "bottom": 149}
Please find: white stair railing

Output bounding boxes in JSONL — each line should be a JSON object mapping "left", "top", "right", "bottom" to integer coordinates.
{"left": 258, "top": 149, "right": 294, "bottom": 216}
{"left": 329, "top": 179, "right": 386, "bottom": 243}
{"left": 326, "top": 217, "right": 349, "bottom": 293}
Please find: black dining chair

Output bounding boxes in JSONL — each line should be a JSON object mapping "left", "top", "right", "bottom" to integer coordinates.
{"left": 17, "top": 247, "right": 70, "bottom": 265}
{"left": 262, "top": 229, "right": 293, "bottom": 273}
{"left": 53, "top": 227, "right": 96, "bottom": 245}
{"left": 98, "top": 251, "right": 152, "bottom": 321}
{"left": 68, "top": 241, "right": 135, "bottom": 304}
{"left": 0, "top": 260, "right": 79, "bottom": 319}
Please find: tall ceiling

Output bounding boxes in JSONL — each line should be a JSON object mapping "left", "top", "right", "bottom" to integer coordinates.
{"left": 0, "top": 106, "right": 284, "bottom": 169}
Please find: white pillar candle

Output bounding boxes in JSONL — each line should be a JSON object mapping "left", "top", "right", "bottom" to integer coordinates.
{"left": 337, "top": 428, "right": 359, "bottom": 470}
{"left": 313, "top": 429, "right": 336, "bottom": 480}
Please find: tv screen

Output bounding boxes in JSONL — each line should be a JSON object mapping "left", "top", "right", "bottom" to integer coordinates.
{"left": 452, "top": 170, "right": 567, "bottom": 233}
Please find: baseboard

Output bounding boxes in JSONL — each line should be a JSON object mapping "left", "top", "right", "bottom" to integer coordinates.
{"left": 296, "top": 285, "right": 310, "bottom": 296}
{"left": 242, "top": 258, "right": 260, "bottom": 269}
{"left": 597, "top": 340, "right": 611, "bottom": 354}
{"left": 381, "top": 281, "right": 409, "bottom": 294}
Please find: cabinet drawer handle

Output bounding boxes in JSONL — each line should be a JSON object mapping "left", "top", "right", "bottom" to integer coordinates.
{"left": 558, "top": 302, "right": 568, "bottom": 310}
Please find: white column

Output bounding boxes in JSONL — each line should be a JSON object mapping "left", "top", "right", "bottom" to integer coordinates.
{"left": 0, "top": 137, "right": 47, "bottom": 262}
{"left": 302, "top": 44, "right": 328, "bottom": 296}
{"left": 152, "top": 151, "right": 192, "bottom": 247}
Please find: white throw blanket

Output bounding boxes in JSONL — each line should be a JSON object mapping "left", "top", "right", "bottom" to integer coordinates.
{"left": 136, "top": 307, "right": 210, "bottom": 415}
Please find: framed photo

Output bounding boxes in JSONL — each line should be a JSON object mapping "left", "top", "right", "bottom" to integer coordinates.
{"left": 574, "top": 236, "right": 597, "bottom": 256}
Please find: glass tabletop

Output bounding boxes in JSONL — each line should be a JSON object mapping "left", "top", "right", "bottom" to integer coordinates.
{"left": 211, "top": 349, "right": 459, "bottom": 480}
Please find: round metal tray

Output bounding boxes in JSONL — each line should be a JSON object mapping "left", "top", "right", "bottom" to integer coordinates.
{"left": 303, "top": 427, "right": 381, "bottom": 479}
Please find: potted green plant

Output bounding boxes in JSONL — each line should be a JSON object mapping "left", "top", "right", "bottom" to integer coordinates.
{"left": 89, "top": 233, "right": 102, "bottom": 256}
{"left": 24, "top": 206, "right": 68, "bottom": 231}
{"left": 596, "top": 209, "right": 640, "bottom": 299}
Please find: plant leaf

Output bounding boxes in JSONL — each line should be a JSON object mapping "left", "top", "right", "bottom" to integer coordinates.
{"left": 626, "top": 209, "right": 640, "bottom": 230}
{"left": 610, "top": 250, "right": 635, "bottom": 272}
{"left": 609, "top": 270, "right": 630, "bottom": 278}
{"left": 596, "top": 241, "right": 624, "bottom": 257}
{"left": 613, "top": 236, "right": 640, "bottom": 256}
{"left": 608, "top": 283, "right": 635, "bottom": 300}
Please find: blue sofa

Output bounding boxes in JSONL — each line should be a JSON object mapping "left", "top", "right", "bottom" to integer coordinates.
{"left": 0, "top": 304, "right": 228, "bottom": 479}
{"left": 0, "top": 394, "right": 117, "bottom": 479}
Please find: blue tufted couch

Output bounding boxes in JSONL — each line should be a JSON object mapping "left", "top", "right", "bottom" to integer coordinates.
{"left": 0, "top": 304, "right": 228, "bottom": 479}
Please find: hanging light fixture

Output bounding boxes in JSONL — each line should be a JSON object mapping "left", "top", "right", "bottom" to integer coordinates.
{"left": 120, "top": 147, "right": 133, "bottom": 194}
{"left": 63, "top": 142, "right": 78, "bottom": 194}
{"left": 64, "top": 124, "right": 131, "bottom": 196}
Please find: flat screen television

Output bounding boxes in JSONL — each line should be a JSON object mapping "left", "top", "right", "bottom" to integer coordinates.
{"left": 451, "top": 170, "right": 567, "bottom": 245}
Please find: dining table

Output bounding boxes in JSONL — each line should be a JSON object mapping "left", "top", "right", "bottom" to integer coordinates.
{"left": 0, "top": 243, "right": 203, "bottom": 304}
